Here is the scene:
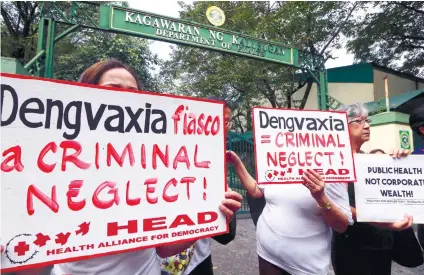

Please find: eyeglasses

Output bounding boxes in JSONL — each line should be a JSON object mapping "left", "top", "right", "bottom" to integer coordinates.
{"left": 349, "top": 118, "right": 371, "bottom": 125}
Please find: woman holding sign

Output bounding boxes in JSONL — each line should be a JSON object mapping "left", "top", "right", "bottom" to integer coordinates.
{"left": 331, "top": 103, "right": 415, "bottom": 275}
{"left": 159, "top": 98, "right": 238, "bottom": 275}
{"left": 10, "top": 59, "right": 242, "bottom": 275}
{"left": 227, "top": 150, "right": 353, "bottom": 273}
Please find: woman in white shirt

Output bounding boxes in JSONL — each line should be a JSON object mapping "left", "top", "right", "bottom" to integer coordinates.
{"left": 226, "top": 151, "right": 353, "bottom": 275}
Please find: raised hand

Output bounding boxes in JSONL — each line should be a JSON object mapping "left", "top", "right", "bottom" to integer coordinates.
{"left": 226, "top": 150, "right": 241, "bottom": 166}
{"left": 219, "top": 188, "right": 243, "bottom": 222}
{"left": 389, "top": 149, "right": 410, "bottom": 159}
{"left": 302, "top": 169, "right": 326, "bottom": 201}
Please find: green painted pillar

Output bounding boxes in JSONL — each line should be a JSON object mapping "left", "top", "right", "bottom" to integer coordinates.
{"left": 44, "top": 19, "right": 56, "bottom": 78}
{"left": 317, "top": 70, "right": 329, "bottom": 110}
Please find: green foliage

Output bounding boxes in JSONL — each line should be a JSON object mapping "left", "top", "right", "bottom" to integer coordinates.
{"left": 53, "top": 32, "right": 159, "bottom": 90}
{"left": 1, "top": 1, "right": 159, "bottom": 90}
{"left": 346, "top": 1, "right": 424, "bottom": 77}
{"left": 160, "top": 1, "right": 359, "bottom": 132}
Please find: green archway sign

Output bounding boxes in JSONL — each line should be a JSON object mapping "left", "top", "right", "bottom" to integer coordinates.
{"left": 22, "top": 2, "right": 329, "bottom": 110}
{"left": 99, "top": 6, "right": 297, "bottom": 66}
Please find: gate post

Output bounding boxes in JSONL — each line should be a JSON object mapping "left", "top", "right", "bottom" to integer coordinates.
{"left": 317, "top": 70, "right": 329, "bottom": 110}
{"left": 44, "top": 19, "right": 56, "bottom": 78}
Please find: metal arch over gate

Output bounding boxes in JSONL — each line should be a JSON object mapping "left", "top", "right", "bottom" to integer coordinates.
{"left": 24, "top": 1, "right": 330, "bottom": 111}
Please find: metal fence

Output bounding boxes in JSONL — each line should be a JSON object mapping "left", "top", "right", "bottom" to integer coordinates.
{"left": 226, "top": 132, "right": 255, "bottom": 214}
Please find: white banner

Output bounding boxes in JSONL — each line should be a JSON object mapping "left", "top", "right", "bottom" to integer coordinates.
{"left": 354, "top": 154, "right": 424, "bottom": 223}
{"left": 252, "top": 107, "right": 356, "bottom": 184}
{"left": 0, "top": 74, "right": 227, "bottom": 272}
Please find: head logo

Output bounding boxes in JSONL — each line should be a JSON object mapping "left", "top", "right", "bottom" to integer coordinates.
{"left": 5, "top": 233, "right": 39, "bottom": 265}
{"left": 206, "top": 6, "right": 225, "bottom": 27}
{"left": 265, "top": 170, "right": 277, "bottom": 182}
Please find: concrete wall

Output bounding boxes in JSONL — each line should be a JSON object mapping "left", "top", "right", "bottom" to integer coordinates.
{"left": 373, "top": 69, "right": 419, "bottom": 100}
{"left": 361, "top": 123, "right": 415, "bottom": 153}
{"left": 292, "top": 82, "right": 374, "bottom": 110}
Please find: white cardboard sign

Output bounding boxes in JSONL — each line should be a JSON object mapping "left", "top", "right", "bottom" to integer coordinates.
{"left": 354, "top": 154, "right": 424, "bottom": 223}
{"left": 0, "top": 74, "right": 227, "bottom": 272}
{"left": 252, "top": 107, "right": 356, "bottom": 184}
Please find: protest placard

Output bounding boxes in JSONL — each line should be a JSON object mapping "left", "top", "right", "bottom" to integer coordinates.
{"left": 354, "top": 154, "right": 424, "bottom": 223}
{"left": 0, "top": 73, "right": 227, "bottom": 272}
{"left": 252, "top": 107, "right": 356, "bottom": 184}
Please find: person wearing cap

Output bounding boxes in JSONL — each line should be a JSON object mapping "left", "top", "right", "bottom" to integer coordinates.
{"left": 409, "top": 105, "right": 424, "bottom": 249}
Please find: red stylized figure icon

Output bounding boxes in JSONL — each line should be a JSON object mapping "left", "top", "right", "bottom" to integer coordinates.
{"left": 14, "top": 241, "right": 30, "bottom": 256}
{"left": 34, "top": 233, "right": 51, "bottom": 247}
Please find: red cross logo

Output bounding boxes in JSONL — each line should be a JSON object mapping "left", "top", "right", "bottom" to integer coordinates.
{"left": 14, "top": 241, "right": 30, "bottom": 256}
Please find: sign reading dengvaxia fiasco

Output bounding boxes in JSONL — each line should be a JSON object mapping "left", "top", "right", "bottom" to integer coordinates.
{"left": 0, "top": 74, "right": 227, "bottom": 272}
{"left": 252, "top": 107, "right": 356, "bottom": 184}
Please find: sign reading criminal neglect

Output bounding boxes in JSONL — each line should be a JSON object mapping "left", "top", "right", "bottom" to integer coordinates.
{"left": 252, "top": 107, "right": 356, "bottom": 184}
{"left": 0, "top": 74, "right": 227, "bottom": 272}
{"left": 100, "top": 6, "right": 296, "bottom": 66}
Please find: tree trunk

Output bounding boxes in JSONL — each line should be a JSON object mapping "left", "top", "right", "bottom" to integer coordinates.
{"left": 299, "top": 77, "right": 314, "bottom": 109}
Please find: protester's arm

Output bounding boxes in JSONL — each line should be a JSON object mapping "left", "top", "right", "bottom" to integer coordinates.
{"left": 157, "top": 189, "right": 242, "bottom": 256}
{"left": 212, "top": 188, "right": 241, "bottom": 245}
{"left": 418, "top": 224, "right": 424, "bottom": 249}
{"left": 302, "top": 170, "right": 350, "bottom": 233}
{"left": 368, "top": 215, "right": 413, "bottom": 231}
{"left": 212, "top": 212, "right": 237, "bottom": 245}
{"left": 350, "top": 207, "right": 357, "bottom": 221}
{"left": 226, "top": 151, "right": 263, "bottom": 198}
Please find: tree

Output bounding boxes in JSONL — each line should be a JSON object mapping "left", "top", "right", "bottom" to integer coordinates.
{"left": 346, "top": 2, "right": 424, "bottom": 77}
{"left": 1, "top": 1, "right": 39, "bottom": 60}
{"left": 1, "top": 1, "right": 160, "bottom": 90}
{"left": 160, "top": 1, "right": 360, "bottom": 132}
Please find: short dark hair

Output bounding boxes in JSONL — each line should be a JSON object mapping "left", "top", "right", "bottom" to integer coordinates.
{"left": 370, "top": 149, "right": 385, "bottom": 154}
{"left": 78, "top": 59, "right": 142, "bottom": 90}
{"left": 207, "top": 96, "right": 232, "bottom": 110}
{"left": 409, "top": 105, "right": 424, "bottom": 138}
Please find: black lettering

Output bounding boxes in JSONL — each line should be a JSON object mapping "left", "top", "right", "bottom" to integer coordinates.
{"left": 1, "top": 84, "right": 18, "bottom": 126}
{"left": 294, "top": 117, "right": 305, "bottom": 130}
{"left": 45, "top": 99, "right": 64, "bottom": 130}
{"left": 334, "top": 119, "right": 345, "bottom": 131}
{"left": 104, "top": 105, "right": 125, "bottom": 133}
{"left": 85, "top": 103, "right": 106, "bottom": 130}
{"left": 269, "top": 116, "right": 278, "bottom": 129}
{"left": 286, "top": 117, "right": 295, "bottom": 132}
{"left": 306, "top": 118, "right": 317, "bottom": 131}
{"left": 151, "top": 110, "right": 167, "bottom": 134}
{"left": 125, "top": 107, "right": 143, "bottom": 133}
{"left": 63, "top": 101, "right": 82, "bottom": 139}
{"left": 19, "top": 98, "right": 44, "bottom": 128}
{"left": 259, "top": 111, "right": 269, "bottom": 128}
{"left": 144, "top": 103, "right": 151, "bottom": 133}
{"left": 316, "top": 118, "right": 328, "bottom": 130}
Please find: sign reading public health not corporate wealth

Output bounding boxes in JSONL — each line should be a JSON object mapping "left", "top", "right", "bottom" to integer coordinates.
{"left": 354, "top": 154, "right": 424, "bottom": 223}
{"left": 0, "top": 74, "right": 227, "bottom": 272}
{"left": 253, "top": 107, "right": 356, "bottom": 184}
{"left": 99, "top": 6, "right": 297, "bottom": 66}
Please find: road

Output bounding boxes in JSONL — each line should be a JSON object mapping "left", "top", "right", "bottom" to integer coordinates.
{"left": 211, "top": 218, "right": 424, "bottom": 275}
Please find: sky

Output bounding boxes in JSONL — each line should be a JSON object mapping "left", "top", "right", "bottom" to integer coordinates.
{"left": 127, "top": 0, "right": 355, "bottom": 69}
